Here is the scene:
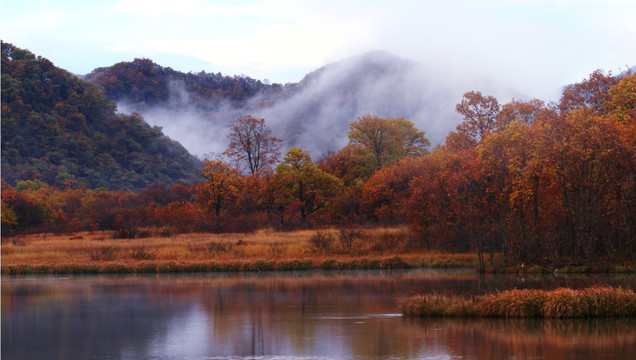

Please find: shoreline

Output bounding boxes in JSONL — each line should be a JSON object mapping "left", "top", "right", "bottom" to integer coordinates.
{"left": 3, "top": 230, "right": 634, "bottom": 275}
{"left": 1, "top": 255, "right": 453, "bottom": 275}
{"left": 3, "top": 257, "right": 636, "bottom": 275}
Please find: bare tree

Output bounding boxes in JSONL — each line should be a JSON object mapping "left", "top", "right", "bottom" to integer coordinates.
{"left": 224, "top": 115, "right": 282, "bottom": 175}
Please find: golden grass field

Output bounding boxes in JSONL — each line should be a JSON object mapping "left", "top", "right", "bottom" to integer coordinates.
{"left": 1, "top": 226, "right": 478, "bottom": 274}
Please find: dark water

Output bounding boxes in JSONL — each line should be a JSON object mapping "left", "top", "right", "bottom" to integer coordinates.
{"left": 2, "top": 269, "right": 636, "bottom": 359}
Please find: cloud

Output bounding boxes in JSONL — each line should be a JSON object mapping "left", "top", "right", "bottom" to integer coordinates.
{"left": 108, "top": 0, "right": 377, "bottom": 82}
{"left": 128, "top": 51, "right": 474, "bottom": 159}
{"left": 3, "top": 0, "right": 634, "bottom": 107}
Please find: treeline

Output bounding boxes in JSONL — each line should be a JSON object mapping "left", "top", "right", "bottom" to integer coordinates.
{"left": 2, "top": 69, "right": 634, "bottom": 269}
{"left": 1, "top": 42, "right": 203, "bottom": 190}
{"left": 399, "top": 71, "right": 635, "bottom": 268}
{"left": 1, "top": 114, "right": 428, "bottom": 235}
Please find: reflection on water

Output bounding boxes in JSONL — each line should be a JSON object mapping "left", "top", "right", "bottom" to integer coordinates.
{"left": 2, "top": 269, "right": 636, "bottom": 359}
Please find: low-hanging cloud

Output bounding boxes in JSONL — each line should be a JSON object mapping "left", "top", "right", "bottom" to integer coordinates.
{"left": 122, "top": 51, "right": 521, "bottom": 160}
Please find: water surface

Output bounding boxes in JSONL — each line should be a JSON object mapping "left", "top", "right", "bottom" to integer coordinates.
{"left": 3, "top": 269, "right": 635, "bottom": 359}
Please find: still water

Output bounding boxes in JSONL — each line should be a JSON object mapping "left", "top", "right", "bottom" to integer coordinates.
{"left": 2, "top": 269, "right": 636, "bottom": 359}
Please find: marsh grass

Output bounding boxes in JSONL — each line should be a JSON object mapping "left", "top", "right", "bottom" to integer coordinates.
{"left": 399, "top": 286, "right": 636, "bottom": 318}
{"left": 128, "top": 247, "right": 157, "bottom": 260}
{"left": 1, "top": 227, "right": 480, "bottom": 274}
{"left": 89, "top": 246, "right": 117, "bottom": 261}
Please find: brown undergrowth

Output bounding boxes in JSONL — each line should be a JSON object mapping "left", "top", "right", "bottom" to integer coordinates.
{"left": 1, "top": 227, "right": 477, "bottom": 274}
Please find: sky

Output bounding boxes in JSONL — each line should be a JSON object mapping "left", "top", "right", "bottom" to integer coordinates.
{"left": 1, "top": 0, "right": 635, "bottom": 101}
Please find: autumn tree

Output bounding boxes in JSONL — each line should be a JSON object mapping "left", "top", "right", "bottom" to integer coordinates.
{"left": 537, "top": 108, "right": 635, "bottom": 262}
{"left": 497, "top": 98, "right": 555, "bottom": 127}
{"left": 454, "top": 91, "right": 501, "bottom": 144}
{"left": 1, "top": 200, "right": 18, "bottom": 235}
{"left": 360, "top": 156, "right": 428, "bottom": 224}
{"left": 477, "top": 121, "right": 542, "bottom": 261}
{"left": 605, "top": 72, "right": 636, "bottom": 124}
{"left": 559, "top": 69, "right": 619, "bottom": 114}
{"left": 224, "top": 115, "right": 282, "bottom": 175}
{"left": 274, "top": 148, "right": 343, "bottom": 224}
{"left": 317, "top": 145, "right": 372, "bottom": 186}
{"left": 348, "top": 114, "right": 429, "bottom": 171}
{"left": 406, "top": 148, "right": 493, "bottom": 270}
{"left": 197, "top": 159, "right": 239, "bottom": 217}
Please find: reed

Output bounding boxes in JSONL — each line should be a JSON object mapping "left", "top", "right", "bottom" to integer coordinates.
{"left": 1, "top": 227, "right": 481, "bottom": 274}
{"left": 398, "top": 294, "right": 477, "bottom": 317}
{"left": 399, "top": 286, "right": 636, "bottom": 318}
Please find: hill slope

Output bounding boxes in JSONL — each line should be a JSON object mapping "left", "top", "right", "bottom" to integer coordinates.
{"left": 1, "top": 43, "right": 203, "bottom": 190}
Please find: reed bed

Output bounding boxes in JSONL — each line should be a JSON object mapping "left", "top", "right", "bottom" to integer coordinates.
{"left": 398, "top": 286, "right": 636, "bottom": 318}
{"left": 1, "top": 228, "right": 480, "bottom": 274}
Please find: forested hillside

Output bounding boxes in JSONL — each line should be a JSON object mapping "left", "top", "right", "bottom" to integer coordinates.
{"left": 83, "top": 58, "right": 286, "bottom": 110}
{"left": 1, "top": 43, "right": 203, "bottom": 190}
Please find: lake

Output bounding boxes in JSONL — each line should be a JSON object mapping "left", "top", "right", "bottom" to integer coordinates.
{"left": 2, "top": 269, "right": 636, "bottom": 359}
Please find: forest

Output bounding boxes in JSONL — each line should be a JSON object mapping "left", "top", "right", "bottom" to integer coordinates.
{"left": 1, "top": 43, "right": 203, "bottom": 190}
{"left": 84, "top": 57, "right": 286, "bottom": 110}
{"left": 1, "top": 42, "right": 635, "bottom": 271}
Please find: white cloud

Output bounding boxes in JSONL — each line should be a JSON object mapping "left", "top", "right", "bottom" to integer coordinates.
{"left": 2, "top": 0, "right": 635, "bottom": 97}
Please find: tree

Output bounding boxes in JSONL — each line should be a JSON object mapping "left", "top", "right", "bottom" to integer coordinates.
{"left": 406, "top": 147, "right": 493, "bottom": 271}
{"left": 537, "top": 108, "right": 635, "bottom": 263}
{"left": 348, "top": 114, "right": 429, "bottom": 171}
{"left": 224, "top": 115, "right": 282, "bottom": 175}
{"left": 317, "top": 145, "right": 372, "bottom": 186}
{"left": 559, "top": 70, "right": 618, "bottom": 114}
{"left": 497, "top": 98, "right": 554, "bottom": 127}
{"left": 274, "top": 148, "right": 343, "bottom": 224}
{"left": 197, "top": 159, "right": 239, "bottom": 217}
{"left": 606, "top": 72, "right": 636, "bottom": 124}
{"left": 1, "top": 200, "right": 18, "bottom": 235}
{"left": 477, "top": 121, "right": 542, "bottom": 262}
{"left": 455, "top": 91, "right": 500, "bottom": 144}
{"left": 360, "top": 156, "right": 428, "bottom": 224}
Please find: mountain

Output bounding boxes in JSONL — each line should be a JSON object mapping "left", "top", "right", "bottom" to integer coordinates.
{"left": 85, "top": 51, "right": 461, "bottom": 157}
{"left": 1, "top": 43, "right": 203, "bottom": 190}
{"left": 83, "top": 58, "right": 285, "bottom": 110}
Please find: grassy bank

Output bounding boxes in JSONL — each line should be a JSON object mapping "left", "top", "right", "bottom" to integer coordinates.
{"left": 3, "top": 228, "right": 634, "bottom": 275}
{"left": 1, "top": 227, "right": 477, "bottom": 274}
{"left": 399, "top": 286, "right": 636, "bottom": 318}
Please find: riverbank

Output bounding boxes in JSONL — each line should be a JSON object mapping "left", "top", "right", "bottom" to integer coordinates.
{"left": 398, "top": 286, "right": 636, "bottom": 318}
{"left": 2, "top": 229, "right": 635, "bottom": 275}
{"left": 1, "top": 228, "right": 475, "bottom": 274}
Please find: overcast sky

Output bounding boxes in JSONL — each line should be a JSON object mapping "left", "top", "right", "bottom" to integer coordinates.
{"left": 2, "top": 0, "right": 635, "bottom": 101}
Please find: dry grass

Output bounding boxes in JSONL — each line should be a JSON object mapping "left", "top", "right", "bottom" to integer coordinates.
{"left": 1, "top": 227, "right": 478, "bottom": 274}
{"left": 399, "top": 286, "right": 636, "bottom": 318}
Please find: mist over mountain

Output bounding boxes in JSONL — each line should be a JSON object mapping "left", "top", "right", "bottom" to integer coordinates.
{"left": 86, "top": 51, "right": 465, "bottom": 158}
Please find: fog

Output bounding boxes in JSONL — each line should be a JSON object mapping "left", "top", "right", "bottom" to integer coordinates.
{"left": 123, "top": 51, "right": 527, "bottom": 159}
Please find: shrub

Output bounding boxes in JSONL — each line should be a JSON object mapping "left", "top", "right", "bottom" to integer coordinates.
{"left": 129, "top": 248, "right": 156, "bottom": 260}
{"left": 338, "top": 228, "right": 362, "bottom": 252}
{"left": 90, "top": 246, "right": 117, "bottom": 261}
{"left": 308, "top": 231, "right": 335, "bottom": 254}
{"left": 207, "top": 241, "right": 235, "bottom": 255}
{"left": 112, "top": 227, "right": 151, "bottom": 239}
{"left": 270, "top": 243, "right": 286, "bottom": 257}
{"left": 381, "top": 256, "right": 409, "bottom": 269}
